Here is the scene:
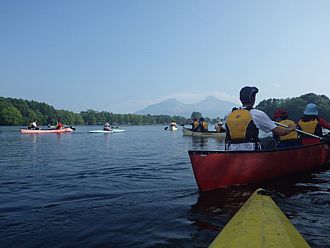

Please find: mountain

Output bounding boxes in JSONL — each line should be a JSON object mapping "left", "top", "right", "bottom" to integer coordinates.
{"left": 134, "top": 96, "right": 238, "bottom": 118}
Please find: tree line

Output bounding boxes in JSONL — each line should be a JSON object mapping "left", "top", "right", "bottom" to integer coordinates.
{"left": 0, "top": 97, "right": 192, "bottom": 126}
{"left": 256, "top": 93, "right": 330, "bottom": 121}
{"left": 3, "top": 93, "right": 327, "bottom": 126}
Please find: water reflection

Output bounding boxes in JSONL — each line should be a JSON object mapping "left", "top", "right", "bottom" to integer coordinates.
{"left": 189, "top": 167, "right": 330, "bottom": 235}
{"left": 191, "top": 137, "right": 208, "bottom": 149}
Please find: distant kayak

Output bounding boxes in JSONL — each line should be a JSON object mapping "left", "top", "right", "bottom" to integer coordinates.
{"left": 209, "top": 188, "right": 310, "bottom": 248}
{"left": 89, "top": 129, "right": 126, "bottom": 133}
{"left": 20, "top": 127, "right": 74, "bottom": 134}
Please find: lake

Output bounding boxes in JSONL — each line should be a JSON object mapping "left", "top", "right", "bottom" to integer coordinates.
{"left": 1, "top": 125, "right": 330, "bottom": 247}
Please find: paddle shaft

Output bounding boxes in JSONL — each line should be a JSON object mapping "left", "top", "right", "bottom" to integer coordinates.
{"left": 274, "top": 121, "right": 321, "bottom": 139}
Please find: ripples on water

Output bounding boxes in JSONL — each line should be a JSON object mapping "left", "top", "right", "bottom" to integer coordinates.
{"left": 0, "top": 125, "right": 330, "bottom": 247}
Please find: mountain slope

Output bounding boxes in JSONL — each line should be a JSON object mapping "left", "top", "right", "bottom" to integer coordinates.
{"left": 135, "top": 96, "right": 237, "bottom": 118}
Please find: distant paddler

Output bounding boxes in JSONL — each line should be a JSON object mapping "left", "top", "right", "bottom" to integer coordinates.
{"left": 56, "top": 120, "right": 65, "bottom": 129}
{"left": 104, "top": 122, "right": 112, "bottom": 131}
{"left": 28, "top": 119, "right": 39, "bottom": 130}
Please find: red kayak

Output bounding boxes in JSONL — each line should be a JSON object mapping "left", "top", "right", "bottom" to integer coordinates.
{"left": 189, "top": 143, "right": 330, "bottom": 192}
{"left": 20, "top": 127, "right": 74, "bottom": 134}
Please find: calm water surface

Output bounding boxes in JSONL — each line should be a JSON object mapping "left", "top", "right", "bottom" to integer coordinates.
{"left": 1, "top": 125, "right": 330, "bottom": 247}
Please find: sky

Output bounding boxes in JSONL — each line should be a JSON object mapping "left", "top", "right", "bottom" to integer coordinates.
{"left": 1, "top": 0, "right": 330, "bottom": 113}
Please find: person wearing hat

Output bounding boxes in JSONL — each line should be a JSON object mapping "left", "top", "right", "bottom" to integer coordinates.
{"left": 225, "top": 86, "right": 296, "bottom": 150}
{"left": 273, "top": 108, "right": 301, "bottom": 148}
{"left": 298, "top": 103, "right": 330, "bottom": 145}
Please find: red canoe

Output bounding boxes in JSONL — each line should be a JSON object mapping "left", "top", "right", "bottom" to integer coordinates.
{"left": 189, "top": 143, "right": 330, "bottom": 192}
{"left": 20, "top": 127, "right": 74, "bottom": 134}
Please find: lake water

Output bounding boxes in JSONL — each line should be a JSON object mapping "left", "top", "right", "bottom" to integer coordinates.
{"left": 1, "top": 125, "right": 330, "bottom": 248}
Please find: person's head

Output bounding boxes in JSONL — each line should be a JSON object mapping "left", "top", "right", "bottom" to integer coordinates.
{"left": 239, "top": 86, "right": 259, "bottom": 106}
{"left": 34, "top": 119, "right": 37, "bottom": 122}
{"left": 304, "top": 103, "right": 318, "bottom": 116}
{"left": 273, "top": 108, "right": 288, "bottom": 121}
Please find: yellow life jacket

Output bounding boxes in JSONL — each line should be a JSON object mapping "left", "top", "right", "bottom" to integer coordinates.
{"left": 278, "top": 119, "right": 299, "bottom": 141}
{"left": 226, "top": 108, "right": 259, "bottom": 143}
{"left": 193, "top": 121, "right": 199, "bottom": 129}
{"left": 202, "top": 121, "right": 208, "bottom": 130}
{"left": 298, "top": 119, "right": 319, "bottom": 135}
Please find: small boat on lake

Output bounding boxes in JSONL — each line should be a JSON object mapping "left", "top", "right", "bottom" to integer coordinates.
{"left": 182, "top": 127, "right": 225, "bottom": 139}
{"left": 189, "top": 142, "right": 330, "bottom": 192}
{"left": 209, "top": 188, "right": 310, "bottom": 248}
{"left": 89, "top": 129, "right": 126, "bottom": 133}
{"left": 168, "top": 125, "right": 177, "bottom": 131}
{"left": 20, "top": 127, "right": 74, "bottom": 134}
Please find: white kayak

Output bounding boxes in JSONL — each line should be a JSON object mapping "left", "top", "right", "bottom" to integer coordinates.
{"left": 89, "top": 129, "right": 126, "bottom": 133}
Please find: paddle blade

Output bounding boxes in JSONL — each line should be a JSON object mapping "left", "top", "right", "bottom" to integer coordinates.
{"left": 164, "top": 127, "right": 168, "bottom": 130}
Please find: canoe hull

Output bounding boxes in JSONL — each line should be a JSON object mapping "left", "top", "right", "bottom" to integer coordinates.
{"left": 209, "top": 189, "right": 310, "bottom": 248}
{"left": 20, "top": 128, "right": 74, "bottom": 134}
{"left": 189, "top": 143, "right": 330, "bottom": 192}
{"left": 182, "top": 127, "right": 225, "bottom": 138}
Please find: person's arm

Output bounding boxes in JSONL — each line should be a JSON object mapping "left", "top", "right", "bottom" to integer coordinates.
{"left": 319, "top": 118, "right": 330, "bottom": 129}
{"left": 271, "top": 126, "right": 295, "bottom": 136}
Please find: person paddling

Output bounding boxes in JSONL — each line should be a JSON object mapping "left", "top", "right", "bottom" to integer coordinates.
{"left": 191, "top": 118, "right": 199, "bottom": 131}
{"left": 225, "top": 86, "right": 295, "bottom": 151}
{"left": 56, "top": 120, "right": 64, "bottom": 129}
{"left": 198, "top": 118, "right": 208, "bottom": 132}
{"left": 104, "top": 122, "right": 112, "bottom": 131}
{"left": 28, "top": 119, "right": 39, "bottom": 130}
{"left": 272, "top": 109, "right": 301, "bottom": 148}
{"left": 298, "top": 103, "right": 330, "bottom": 145}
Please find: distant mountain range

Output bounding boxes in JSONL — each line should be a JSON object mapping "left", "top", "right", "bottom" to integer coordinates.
{"left": 134, "top": 96, "right": 238, "bottom": 118}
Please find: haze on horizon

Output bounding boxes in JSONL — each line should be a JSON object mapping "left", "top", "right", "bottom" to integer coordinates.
{"left": 1, "top": 1, "right": 330, "bottom": 114}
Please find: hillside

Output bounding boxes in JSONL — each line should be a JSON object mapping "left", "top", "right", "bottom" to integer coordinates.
{"left": 256, "top": 93, "right": 330, "bottom": 121}
{"left": 135, "top": 96, "right": 237, "bottom": 118}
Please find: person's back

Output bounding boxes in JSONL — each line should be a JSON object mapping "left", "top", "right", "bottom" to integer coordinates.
{"left": 201, "top": 120, "right": 208, "bottom": 131}
{"left": 225, "top": 86, "right": 295, "bottom": 151}
{"left": 297, "top": 103, "right": 330, "bottom": 145}
{"left": 29, "top": 120, "right": 38, "bottom": 130}
{"left": 215, "top": 122, "right": 225, "bottom": 132}
{"left": 273, "top": 109, "right": 301, "bottom": 148}
{"left": 193, "top": 119, "right": 199, "bottom": 131}
{"left": 226, "top": 107, "right": 260, "bottom": 150}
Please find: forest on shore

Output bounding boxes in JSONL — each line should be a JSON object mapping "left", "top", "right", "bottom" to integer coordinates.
{"left": 256, "top": 93, "right": 330, "bottom": 121}
{"left": 1, "top": 93, "right": 330, "bottom": 126}
{"left": 0, "top": 97, "right": 189, "bottom": 126}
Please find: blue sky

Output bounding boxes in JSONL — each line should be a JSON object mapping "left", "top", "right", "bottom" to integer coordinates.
{"left": 1, "top": 0, "right": 330, "bottom": 113}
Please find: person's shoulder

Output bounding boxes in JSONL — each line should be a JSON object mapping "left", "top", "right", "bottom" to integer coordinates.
{"left": 250, "top": 108, "right": 268, "bottom": 117}
{"left": 250, "top": 109, "right": 273, "bottom": 122}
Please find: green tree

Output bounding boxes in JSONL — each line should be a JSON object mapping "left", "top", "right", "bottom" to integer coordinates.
{"left": 191, "top": 112, "right": 202, "bottom": 120}
{"left": 0, "top": 105, "right": 23, "bottom": 125}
